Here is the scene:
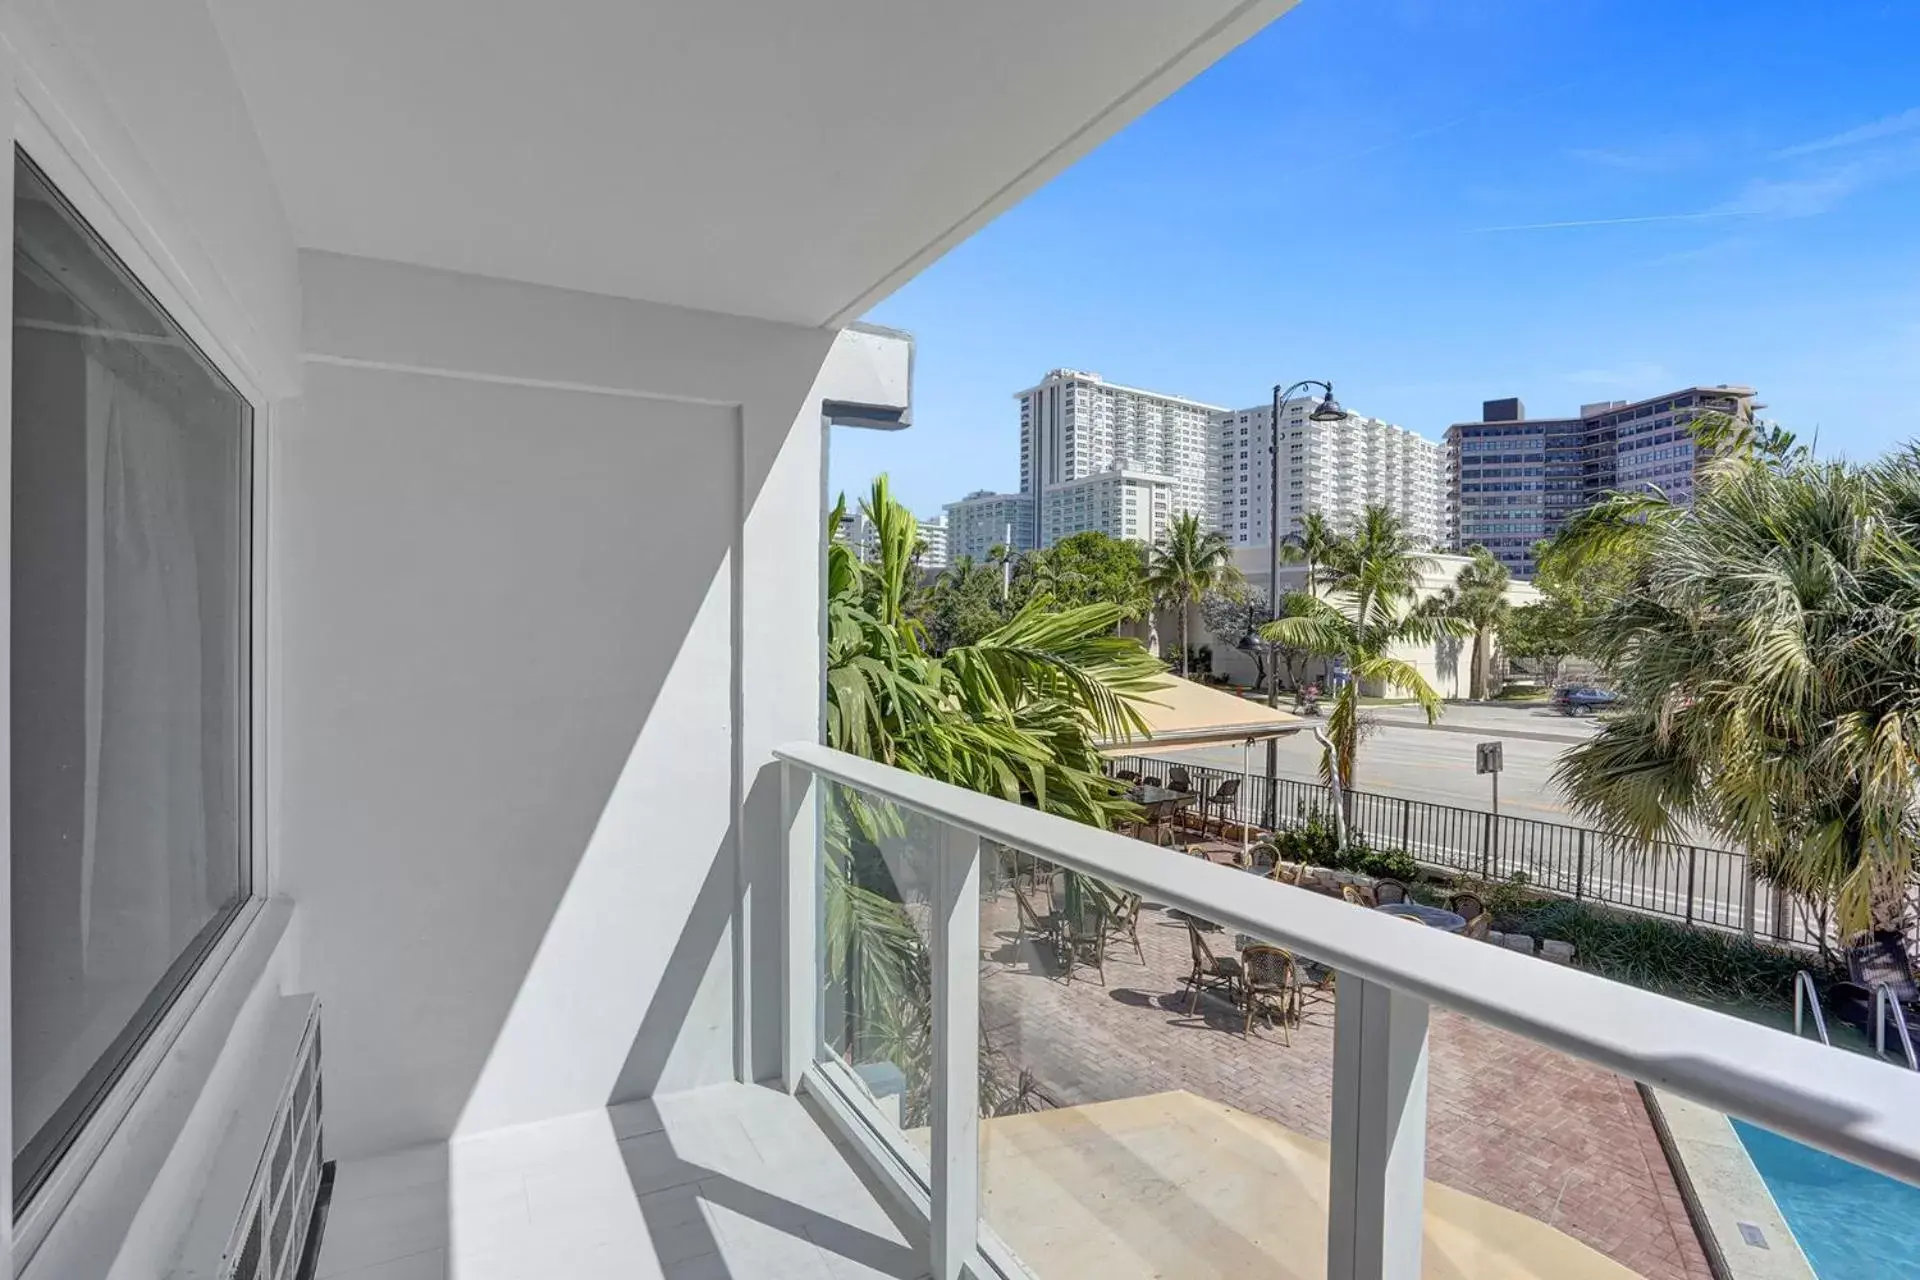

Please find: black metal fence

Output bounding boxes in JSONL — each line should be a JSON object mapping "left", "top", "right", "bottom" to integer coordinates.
{"left": 1109, "top": 753, "right": 1825, "bottom": 950}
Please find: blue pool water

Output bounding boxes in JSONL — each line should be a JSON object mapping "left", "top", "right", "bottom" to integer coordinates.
{"left": 1731, "top": 1118, "right": 1920, "bottom": 1278}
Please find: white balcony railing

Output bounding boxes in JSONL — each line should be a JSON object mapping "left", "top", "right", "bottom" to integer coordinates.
{"left": 776, "top": 742, "right": 1920, "bottom": 1280}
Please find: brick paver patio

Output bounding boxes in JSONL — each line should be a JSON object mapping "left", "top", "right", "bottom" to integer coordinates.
{"left": 979, "top": 890, "right": 1712, "bottom": 1280}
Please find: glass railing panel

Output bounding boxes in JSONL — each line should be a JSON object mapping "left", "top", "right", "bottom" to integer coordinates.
{"left": 817, "top": 778, "right": 938, "bottom": 1182}
{"left": 973, "top": 844, "right": 1334, "bottom": 1278}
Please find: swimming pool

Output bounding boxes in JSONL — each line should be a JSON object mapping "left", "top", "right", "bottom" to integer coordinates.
{"left": 1731, "top": 1118, "right": 1920, "bottom": 1278}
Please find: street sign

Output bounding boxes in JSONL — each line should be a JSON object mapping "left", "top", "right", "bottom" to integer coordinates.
{"left": 1476, "top": 741, "right": 1504, "bottom": 775}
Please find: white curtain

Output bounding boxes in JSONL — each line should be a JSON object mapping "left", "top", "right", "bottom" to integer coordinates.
{"left": 79, "top": 351, "right": 209, "bottom": 980}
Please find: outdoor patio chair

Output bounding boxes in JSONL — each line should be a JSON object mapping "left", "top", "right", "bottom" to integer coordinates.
{"left": 1183, "top": 918, "right": 1242, "bottom": 1015}
{"left": 1093, "top": 882, "right": 1145, "bottom": 964}
{"left": 1341, "top": 883, "right": 1375, "bottom": 908}
{"left": 1167, "top": 765, "right": 1193, "bottom": 793}
{"left": 1845, "top": 931, "right": 1920, "bottom": 1005}
{"left": 1464, "top": 911, "right": 1492, "bottom": 941}
{"left": 1061, "top": 892, "right": 1110, "bottom": 986}
{"left": 1247, "top": 841, "right": 1278, "bottom": 873}
{"left": 1011, "top": 884, "right": 1059, "bottom": 971}
{"left": 1114, "top": 769, "right": 1140, "bottom": 784}
{"left": 1139, "top": 797, "right": 1180, "bottom": 847}
{"left": 1199, "top": 778, "right": 1241, "bottom": 836}
{"left": 1140, "top": 775, "right": 1165, "bottom": 789}
{"left": 1240, "top": 944, "right": 1297, "bottom": 1042}
{"left": 1372, "top": 878, "right": 1408, "bottom": 905}
{"left": 1449, "top": 892, "right": 1486, "bottom": 923}
{"left": 1294, "top": 960, "right": 1336, "bottom": 1022}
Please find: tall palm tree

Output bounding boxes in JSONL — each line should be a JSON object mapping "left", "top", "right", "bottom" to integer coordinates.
{"left": 1428, "top": 546, "right": 1511, "bottom": 701}
{"left": 1146, "top": 513, "right": 1242, "bottom": 677}
{"left": 1550, "top": 442, "right": 1920, "bottom": 938}
{"left": 1261, "top": 510, "right": 1462, "bottom": 790}
{"left": 1321, "top": 505, "right": 1440, "bottom": 624}
{"left": 1280, "top": 510, "right": 1339, "bottom": 601}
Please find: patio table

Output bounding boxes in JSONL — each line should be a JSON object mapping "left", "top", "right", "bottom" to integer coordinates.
{"left": 1374, "top": 901, "right": 1467, "bottom": 932}
{"left": 1185, "top": 840, "right": 1243, "bottom": 866}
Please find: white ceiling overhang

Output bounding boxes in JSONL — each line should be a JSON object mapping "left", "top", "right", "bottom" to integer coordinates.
{"left": 208, "top": 0, "right": 1297, "bottom": 327}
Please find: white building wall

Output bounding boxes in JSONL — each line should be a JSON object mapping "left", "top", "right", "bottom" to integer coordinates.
{"left": 1039, "top": 468, "right": 1173, "bottom": 546}
{"left": 280, "top": 251, "right": 906, "bottom": 1157}
{"left": 918, "top": 516, "right": 949, "bottom": 569}
{"left": 944, "top": 490, "right": 1034, "bottom": 562}
{"left": 1018, "top": 369, "right": 1220, "bottom": 544}
{"left": 1212, "top": 402, "right": 1446, "bottom": 549}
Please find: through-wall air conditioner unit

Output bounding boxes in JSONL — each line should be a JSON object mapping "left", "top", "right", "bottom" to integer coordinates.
{"left": 172, "top": 998, "right": 326, "bottom": 1280}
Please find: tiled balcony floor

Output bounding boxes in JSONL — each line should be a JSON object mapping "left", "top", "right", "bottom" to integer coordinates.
{"left": 313, "top": 1083, "right": 928, "bottom": 1280}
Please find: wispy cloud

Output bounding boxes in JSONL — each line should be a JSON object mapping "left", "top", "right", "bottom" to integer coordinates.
{"left": 1565, "top": 137, "right": 1708, "bottom": 173}
{"left": 1716, "top": 159, "right": 1883, "bottom": 219}
{"left": 1469, "top": 211, "right": 1736, "bottom": 234}
{"left": 1772, "top": 106, "right": 1920, "bottom": 159}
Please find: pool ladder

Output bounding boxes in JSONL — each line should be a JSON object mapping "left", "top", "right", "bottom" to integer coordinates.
{"left": 1793, "top": 970, "right": 1919, "bottom": 1070}
{"left": 1793, "top": 970, "right": 1829, "bottom": 1045}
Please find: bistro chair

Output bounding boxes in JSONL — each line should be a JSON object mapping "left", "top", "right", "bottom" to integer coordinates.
{"left": 1140, "top": 775, "right": 1165, "bottom": 790}
{"left": 1341, "top": 883, "right": 1375, "bottom": 909}
{"left": 1093, "top": 882, "right": 1145, "bottom": 964}
{"left": 1240, "top": 945, "right": 1297, "bottom": 1042}
{"left": 1114, "top": 769, "right": 1141, "bottom": 784}
{"left": 1449, "top": 892, "right": 1486, "bottom": 923}
{"left": 1183, "top": 918, "right": 1243, "bottom": 1015}
{"left": 1199, "top": 778, "right": 1241, "bottom": 837}
{"left": 1061, "top": 892, "right": 1110, "bottom": 986}
{"left": 1295, "top": 960, "right": 1337, "bottom": 1023}
{"left": 1167, "top": 765, "right": 1193, "bottom": 793}
{"left": 1247, "top": 841, "right": 1279, "bottom": 873}
{"left": 1372, "top": 878, "right": 1409, "bottom": 906}
{"left": 1465, "top": 911, "right": 1493, "bottom": 941}
{"left": 1011, "top": 884, "right": 1059, "bottom": 972}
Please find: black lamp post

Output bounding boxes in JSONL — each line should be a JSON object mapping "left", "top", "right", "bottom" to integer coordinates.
{"left": 1257, "top": 380, "right": 1343, "bottom": 829}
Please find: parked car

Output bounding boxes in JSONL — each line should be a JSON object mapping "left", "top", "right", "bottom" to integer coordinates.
{"left": 1552, "top": 685, "right": 1618, "bottom": 716}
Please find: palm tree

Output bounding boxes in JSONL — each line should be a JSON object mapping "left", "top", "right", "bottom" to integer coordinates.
{"left": 825, "top": 477, "right": 1167, "bottom": 1113}
{"left": 1428, "top": 546, "right": 1511, "bottom": 701}
{"left": 1261, "top": 510, "right": 1462, "bottom": 790}
{"left": 1146, "top": 513, "right": 1242, "bottom": 677}
{"left": 1280, "top": 510, "right": 1339, "bottom": 601}
{"left": 1320, "top": 505, "right": 1440, "bottom": 624}
{"left": 1550, "top": 441, "right": 1920, "bottom": 938}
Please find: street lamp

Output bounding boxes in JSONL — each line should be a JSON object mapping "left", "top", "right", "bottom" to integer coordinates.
{"left": 1260, "top": 380, "right": 1343, "bottom": 829}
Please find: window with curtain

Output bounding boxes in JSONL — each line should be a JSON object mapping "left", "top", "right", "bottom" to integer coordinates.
{"left": 11, "top": 149, "right": 252, "bottom": 1210}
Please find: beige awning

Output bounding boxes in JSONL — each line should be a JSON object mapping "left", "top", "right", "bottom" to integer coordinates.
{"left": 1102, "top": 678, "right": 1303, "bottom": 753}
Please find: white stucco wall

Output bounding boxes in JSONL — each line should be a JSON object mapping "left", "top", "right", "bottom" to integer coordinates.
{"left": 277, "top": 252, "right": 897, "bottom": 1158}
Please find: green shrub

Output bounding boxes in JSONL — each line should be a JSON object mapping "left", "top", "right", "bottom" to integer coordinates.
{"left": 1501, "top": 898, "right": 1832, "bottom": 1006}
{"left": 1272, "top": 809, "right": 1418, "bottom": 882}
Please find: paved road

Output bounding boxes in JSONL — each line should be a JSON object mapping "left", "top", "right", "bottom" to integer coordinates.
{"left": 1129, "top": 702, "right": 1793, "bottom": 942}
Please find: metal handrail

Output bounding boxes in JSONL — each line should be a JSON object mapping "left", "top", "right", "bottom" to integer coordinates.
{"left": 1793, "top": 970, "right": 1829, "bottom": 1046}
{"left": 1873, "top": 984, "right": 1919, "bottom": 1070}
{"left": 777, "top": 740, "right": 1920, "bottom": 1188}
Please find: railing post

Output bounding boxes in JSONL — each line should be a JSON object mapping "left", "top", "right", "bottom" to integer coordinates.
{"left": 1741, "top": 857, "right": 1757, "bottom": 939}
{"left": 930, "top": 822, "right": 982, "bottom": 1280}
{"left": 1328, "top": 974, "right": 1429, "bottom": 1280}
{"left": 1399, "top": 798, "right": 1411, "bottom": 856}
{"left": 1480, "top": 812, "right": 1493, "bottom": 879}
{"left": 780, "top": 762, "right": 819, "bottom": 1093}
{"left": 1574, "top": 829, "right": 1587, "bottom": 903}
{"left": 1685, "top": 847, "right": 1698, "bottom": 926}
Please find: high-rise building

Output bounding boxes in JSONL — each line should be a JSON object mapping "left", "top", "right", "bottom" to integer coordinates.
{"left": 942, "top": 489, "right": 1035, "bottom": 564}
{"left": 1017, "top": 369, "right": 1220, "bottom": 546}
{"left": 1446, "top": 385, "right": 1757, "bottom": 577}
{"left": 1211, "top": 400, "right": 1445, "bottom": 549}
{"left": 1039, "top": 467, "right": 1175, "bottom": 546}
{"left": 917, "top": 515, "right": 949, "bottom": 570}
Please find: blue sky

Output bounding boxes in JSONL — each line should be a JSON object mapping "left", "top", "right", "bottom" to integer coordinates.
{"left": 830, "top": 0, "right": 1920, "bottom": 519}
